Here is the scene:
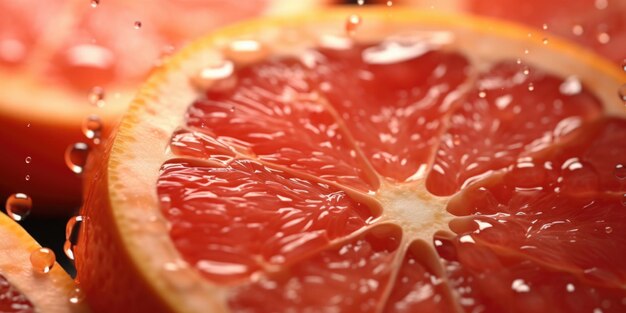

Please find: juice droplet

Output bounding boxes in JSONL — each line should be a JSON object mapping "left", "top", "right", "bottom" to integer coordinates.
{"left": 134, "top": 21, "right": 142, "bottom": 29}
{"left": 64, "top": 142, "right": 90, "bottom": 174}
{"left": 524, "top": 49, "right": 529, "bottom": 55}
{"left": 30, "top": 248, "right": 55, "bottom": 274}
{"left": 597, "top": 32, "right": 610, "bottom": 44}
{"left": 618, "top": 84, "right": 626, "bottom": 102}
{"left": 5, "top": 193, "right": 32, "bottom": 221}
{"left": 90, "top": 0, "right": 99, "bottom": 8}
{"left": 68, "top": 286, "right": 85, "bottom": 304}
{"left": 345, "top": 14, "right": 362, "bottom": 36}
{"left": 615, "top": 164, "right": 626, "bottom": 180}
{"left": 88, "top": 86, "right": 106, "bottom": 107}
{"left": 24, "top": 156, "right": 31, "bottom": 164}
{"left": 81, "top": 115, "right": 102, "bottom": 142}
{"left": 572, "top": 24, "right": 584, "bottom": 36}
{"left": 478, "top": 91, "right": 486, "bottom": 98}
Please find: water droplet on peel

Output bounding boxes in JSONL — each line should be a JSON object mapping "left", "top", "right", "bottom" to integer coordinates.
{"left": 88, "top": 86, "right": 106, "bottom": 107}
{"left": 559, "top": 76, "right": 582, "bottom": 95}
{"left": 90, "top": 0, "right": 99, "bottom": 8}
{"left": 68, "top": 286, "right": 85, "bottom": 304}
{"left": 597, "top": 32, "right": 611, "bottom": 44}
{"left": 134, "top": 21, "right": 142, "bottom": 29}
{"left": 527, "top": 83, "right": 535, "bottom": 91}
{"left": 615, "top": 164, "right": 626, "bottom": 180}
{"left": 64, "top": 142, "right": 90, "bottom": 174}
{"left": 24, "top": 156, "right": 31, "bottom": 164}
{"left": 572, "top": 25, "right": 584, "bottom": 36}
{"left": 618, "top": 84, "right": 626, "bottom": 102}
{"left": 30, "top": 248, "right": 55, "bottom": 274}
{"left": 81, "top": 115, "right": 102, "bottom": 142}
{"left": 604, "top": 226, "right": 613, "bottom": 234}
{"left": 345, "top": 14, "right": 362, "bottom": 36}
{"left": 5, "top": 193, "right": 32, "bottom": 221}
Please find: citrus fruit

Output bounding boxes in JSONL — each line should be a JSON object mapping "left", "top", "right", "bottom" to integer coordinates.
{"left": 394, "top": 0, "right": 626, "bottom": 64}
{"left": 0, "top": 212, "right": 89, "bottom": 312}
{"left": 0, "top": 0, "right": 331, "bottom": 215}
{"left": 75, "top": 7, "right": 626, "bottom": 313}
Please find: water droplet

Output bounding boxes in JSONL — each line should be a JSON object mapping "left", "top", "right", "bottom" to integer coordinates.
{"left": 618, "top": 84, "right": 626, "bottom": 102}
{"left": 524, "top": 49, "right": 529, "bottom": 55}
{"left": 225, "top": 40, "right": 267, "bottom": 64}
{"left": 81, "top": 115, "right": 102, "bottom": 142}
{"left": 572, "top": 24, "right": 584, "bottom": 36}
{"left": 511, "top": 278, "right": 530, "bottom": 293}
{"left": 595, "top": 0, "right": 608, "bottom": 10}
{"left": 615, "top": 164, "right": 626, "bottom": 180}
{"left": 88, "top": 86, "right": 106, "bottom": 107}
{"left": 63, "top": 241, "right": 75, "bottom": 261}
{"left": 65, "top": 216, "right": 84, "bottom": 246}
{"left": 64, "top": 142, "right": 90, "bottom": 174}
{"left": 527, "top": 83, "right": 535, "bottom": 91}
{"left": 345, "top": 14, "right": 362, "bottom": 36}
{"left": 478, "top": 91, "right": 486, "bottom": 98}
{"left": 522, "top": 67, "right": 530, "bottom": 75}
{"left": 622, "top": 194, "right": 626, "bottom": 207}
{"left": 357, "top": 0, "right": 365, "bottom": 5}
{"left": 5, "top": 193, "right": 32, "bottom": 221}
{"left": 621, "top": 59, "right": 626, "bottom": 72}
{"left": 90, "top": 0, "right": 99, "bottom": 8}
{"left": 597, "top": 32, "right": 610, "bottom": 44}
{"left": 68, "top": 286, "right": 85, "bottom": 304}
{"left": 134, "top": 21, "right": 142, "bottom": 29}
{"left": 542, "top": 38, "right": 549, "bottom": 45}
{"left": 24, "top": 175, "right": 30, "bottom": 181}
{"left": 566, "top": 283, "right": 575, "bottom": 292}
{"left": 605, "top": 226, "right": 613, "bottom": 234}
{"left": 30, "top": 248, "right": 55, "bottom": 274}
{"left": 24, "top": 156, "right": 31, "bottom": 164}
{"left": 559, "top": 76, "right": 582, "bottom": 95}
{"left": 386, "top": 0, "right": 393, "bottom": 6}
{"left": 542, "top": 23, "right": 548, "bottom": 30}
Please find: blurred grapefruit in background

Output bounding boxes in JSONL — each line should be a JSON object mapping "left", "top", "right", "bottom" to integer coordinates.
{"left": 395, "top": 0, "right": 626, "bottom": 64}
{"left": 0, "top": 0, "right": 332, "bottom": 216}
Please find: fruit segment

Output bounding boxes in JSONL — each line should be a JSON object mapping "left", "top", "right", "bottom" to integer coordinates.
{"left": 318, "top": 46, "right": 470, "bottom": 182}
{"left": 157, "top": 158, "right": 378, "bottom": 283}
{"left": 228, "top": 224, "right": 402, "bottom": 313}
{"left": 0, "top": 274, "right": 34, "bottom": 313}
{"left": 383, "top": 240, "right": 458, "bottom": 313}
{"left": 427, "top": 61, "right": 603, "bottom": 196}
{"left": 187, "top": 58, "right": 378, "bottom": 191}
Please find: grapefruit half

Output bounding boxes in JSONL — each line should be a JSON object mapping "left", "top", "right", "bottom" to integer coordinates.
{"left": 76, "top": 7, "right": 626, "bottom": 313}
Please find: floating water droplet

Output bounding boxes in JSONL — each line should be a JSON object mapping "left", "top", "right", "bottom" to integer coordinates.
{"left": 615, "top": 164, "right": 626, "bottom": 180}
{"left": 68, "top": 286, "right": 85, "bottom": 304}
{"left": 24, "top": 175, "right": 30, "bottom": 181}
{"left": 542, "top": 23, "right": 548, "bottom": 30}
{"left": 527, "top": 83, "right": 535, "bottom": 91}
{"left": 5, "top": 193, "right": 32, "bottom": 221}
{"left": 24, "top": 156, "right": 31, "bottom": 164}
{"left": 81, "top": 115, "right": 102, "bottom": 142}
{"left": 345, "top": 14, "right": 362, "bottom": 36}
{"left": 597, "top": 32, "right": 610, "bottom": 44}
{"left": 64, "top": 142, "right": 90, "bottom": 174}
{"left": 134, "top": 21, "right": 142, "bottom": 29}
{"left": 618, "top": 84, "right": 626, "bottom": 102}
{"left": 88, "top": 86, "right": 106, "bottom": 107}
{"left": 572, "top": 24, "right": 584, "bottom": 36}
{"left": 90, "top": 0, "right": 99, "bottom": 8}
{"left": 197, "top": 60, "right": 234, "bottom": 81}
{"left": 30, "top": 248, "right": 55, "bottom": 274}
{"left": 604, "top": 226, "right": 613, "bottom": 234}
{"left": 511, "top": 279, "right": 530, "bottom": 293}
{"left": 559, "top": 76, "right": 582, "bottom": 95}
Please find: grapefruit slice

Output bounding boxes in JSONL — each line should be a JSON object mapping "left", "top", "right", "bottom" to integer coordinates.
{"left": 394, "top": 0, "right": 626, "bottom": 64}
{"left": 0, "top": 0, "right": 331, "bottom": 214}
{"left": 0, "top": 212, "right": 89, "bottom": 312}
{"left": 75, "top": 7, "right": 626, "bottom": 313}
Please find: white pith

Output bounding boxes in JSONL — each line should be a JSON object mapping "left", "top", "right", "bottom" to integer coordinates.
{"left": 103, "top": 8, "right": 626, "bottom": 313}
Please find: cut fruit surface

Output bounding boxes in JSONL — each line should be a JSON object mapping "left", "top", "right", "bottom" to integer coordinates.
{"left": 0, "top": 212, "right": 88, "bottom": 313}
{"left": 76, "top": 7, "right": 626, "bottom": 313}
{"left": 0, "top": 0, "right": 331, "bottom": 214}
